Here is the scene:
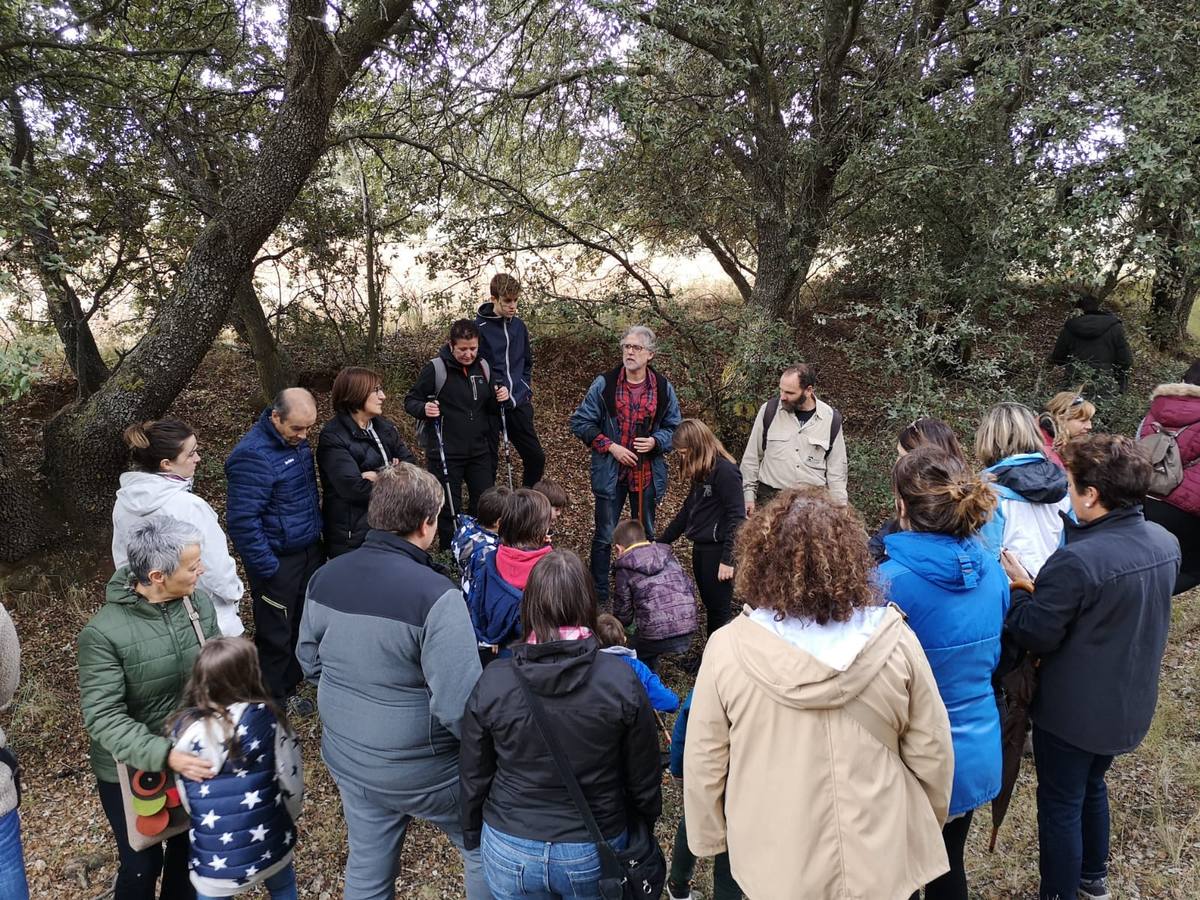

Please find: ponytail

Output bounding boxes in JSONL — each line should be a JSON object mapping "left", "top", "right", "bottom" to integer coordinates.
{"left": 893, "top": 447, "right": 997, "bottom": 538}
{"left": 123, "top": 419, "right": 194, "bottom": 472}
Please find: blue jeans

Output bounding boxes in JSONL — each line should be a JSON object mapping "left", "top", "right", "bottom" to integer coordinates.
{"left": 1033, "top": 725, "right": 1115, "bottom": 900}
{"left": 195, "top": 861, "right": 297, "bottom": 899}
{"left": 0, "top": 809, "right": 30, "bottom": 900}
{"left": 590, "top": 482, "right": 657, "bottom": 605}
{"left": 481, "top": 822, "right": 628, "bottom": 900}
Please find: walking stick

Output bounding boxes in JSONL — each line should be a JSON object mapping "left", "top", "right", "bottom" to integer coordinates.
{"left": 429, "top": 397, "right": 457, "bottom": 519}
{"left": 498, "top": 405, "right": 514, "bottom": 490}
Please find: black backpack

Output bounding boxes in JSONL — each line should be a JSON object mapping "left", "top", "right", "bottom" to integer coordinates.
{"left": 760, "top": 396, "right": 843, "bottom": 456}
{"left": 413, "top": 356, "right": 491, "bottom": 449}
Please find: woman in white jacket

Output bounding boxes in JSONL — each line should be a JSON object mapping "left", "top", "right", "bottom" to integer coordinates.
{"left": 112, "top": 420, "right": 245, "bottom": 635}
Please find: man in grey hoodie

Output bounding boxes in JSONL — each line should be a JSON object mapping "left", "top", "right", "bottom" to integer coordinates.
{"left": 298, "top": 463, "right": 488, "bottom": 900}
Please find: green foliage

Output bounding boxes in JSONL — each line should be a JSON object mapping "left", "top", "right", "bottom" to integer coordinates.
{"left": 0, "top": 335, "right": 45, "bottom": 404}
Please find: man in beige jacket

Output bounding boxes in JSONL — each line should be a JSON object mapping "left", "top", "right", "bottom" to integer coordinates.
{"left": 741, "top": 363, "right": 848, "bottom": 510}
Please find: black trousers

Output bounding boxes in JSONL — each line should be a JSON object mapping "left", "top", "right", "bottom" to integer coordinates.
{"left": 694, "top": 542, "right": 734, "bottom": 637}
{"left": 911, "top": 810, "right": 974, "bottom": 900}
{"left": 493, "top": 401, "right": 546, "bottom": 487}
{"left": 1144, "top": 497, "right": 1200, "bottom": 594}
{"left": 98, "top": 779, "right": 194, "bottom": 900}
{"left": 429, "top": 452, "right": 496, "bottom": 550}
{"left": 248, "top": 542, "right": 323, "bottom": 702}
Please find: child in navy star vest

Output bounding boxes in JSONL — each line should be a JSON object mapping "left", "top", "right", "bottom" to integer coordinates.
{"left": 170, "top": 637, "right": 304, "bottom": 899}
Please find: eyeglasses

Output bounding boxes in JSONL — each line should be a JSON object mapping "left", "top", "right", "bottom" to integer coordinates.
{"left": 620, "top": 343, "right": 648, "bottom": 353}
{"left": 372, "top": 386, "right": 386, "bottom": 395}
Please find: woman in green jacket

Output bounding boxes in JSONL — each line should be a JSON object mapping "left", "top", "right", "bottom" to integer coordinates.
{"left": 79, "top": 515, "right": 220, "bottom": 900}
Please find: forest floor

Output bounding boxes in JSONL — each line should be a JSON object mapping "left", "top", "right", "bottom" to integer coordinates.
{"left": 2, "top": 294, "right": 1198, "bottom": 898}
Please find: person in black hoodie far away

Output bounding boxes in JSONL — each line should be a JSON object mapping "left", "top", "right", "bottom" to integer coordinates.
{"left": 477, "top": 273, "right": 546, "bottom": 487}
{"left": 458, "top": 548, "right": 662, "bottom": 899}
{"left": 1049, "top": 290, "right": 1133, "bottom": 395}
{"left": 405, "top": 320, "right": 507, "bottom": 550}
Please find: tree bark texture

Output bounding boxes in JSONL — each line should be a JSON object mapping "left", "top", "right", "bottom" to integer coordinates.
{"left": 231, "top": 271, "right": 296, "bottom": 403}
{"left": 38, "top": 0, "right": 417, "bottom": 529}
{"left": 7, "top": 93, "right": 111, "bottom": 398}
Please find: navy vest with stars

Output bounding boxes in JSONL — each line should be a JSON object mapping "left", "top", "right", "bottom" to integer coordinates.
{"left": 182, "top": 704, "right": 296, "bottom": 882}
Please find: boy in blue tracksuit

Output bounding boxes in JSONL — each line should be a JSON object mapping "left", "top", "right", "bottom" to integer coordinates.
{"left": 476, "top": 273, "right": 546, "bottom": 486}
{"left": 667, "top": 690, "right": 741, "bottom": 900}
{"left": 595, "top": 615, "right": 678, "bottom": 711}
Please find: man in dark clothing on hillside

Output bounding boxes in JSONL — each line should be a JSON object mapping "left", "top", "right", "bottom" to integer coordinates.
{"left": 1049, "top": 292, "right": 1133, "bottom": 394}
{"left": 476, "top": 273, "right": 546, "bottom": 487}
{"left": 225, "top": 387, "right": 324, "bottom": 712}
{"left": 405, "top": 319, "right": 507, "bottom": 549}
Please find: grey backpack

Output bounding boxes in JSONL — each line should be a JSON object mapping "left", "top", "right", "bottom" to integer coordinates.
{"left": 1139, "top": 422, "right": 1197, "bottom": 497}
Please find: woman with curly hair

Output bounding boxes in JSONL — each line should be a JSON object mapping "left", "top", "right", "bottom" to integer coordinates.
{"left": 683, "top": 489, "right": 954, "bottom": 900}
{"left": 1038, "top": 391, "right": 1095, "bottom": 468}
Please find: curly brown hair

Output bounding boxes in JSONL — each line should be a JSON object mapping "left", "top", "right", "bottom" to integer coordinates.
{"left": 734, "top": 488, "right": 881, "bottom": 625}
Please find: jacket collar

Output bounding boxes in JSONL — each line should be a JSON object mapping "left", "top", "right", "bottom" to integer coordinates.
{"left": 256, "top": 408, "right": 305, "bottom": 451}
{"left": 360, "top": 529, "right": 451, "bottom": 575}
{"left": 1062, "top": 504, "right": 1143, "bottom": 542}
{"left": 335, "top": 410, "right": 380, "bottom": 439}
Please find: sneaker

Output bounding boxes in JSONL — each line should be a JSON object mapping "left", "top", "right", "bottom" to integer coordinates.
{"left": 666, "top": 882, "right": 696, "bottom": 900}
{"left": 287, "top": 695, "right": 316, "bottom": 718}
{"left": 1078, "top": 877, "right": 1112, "bottom": 900}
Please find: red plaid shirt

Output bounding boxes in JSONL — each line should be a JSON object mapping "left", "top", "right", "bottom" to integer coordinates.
{"left": 591, "top": 369, "right": 658, "bottom": 492}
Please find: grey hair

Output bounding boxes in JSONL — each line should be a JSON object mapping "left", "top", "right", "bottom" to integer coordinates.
{"left": 621, "top": 325, "right": 657, "bottom": 353}
{"left": 127, "top": 515, "right": 203, "bottom": 586}
{"left": 272, "top": 387, "right": 315, "bottom": 421}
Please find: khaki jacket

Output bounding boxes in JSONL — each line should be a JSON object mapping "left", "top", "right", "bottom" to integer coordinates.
{"left": 684, "top": 606, "right": 953, "bottom": 900}
{"left": 740, "top": 397, "right": 849, "bottom": 504}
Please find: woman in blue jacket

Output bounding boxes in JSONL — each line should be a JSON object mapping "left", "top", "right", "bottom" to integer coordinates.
{"left": 880, "top": 447, "right": 1009, "bottom": 900}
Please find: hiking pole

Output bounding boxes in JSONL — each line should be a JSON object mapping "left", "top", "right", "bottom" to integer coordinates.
{"left": 429, "top": 396, "right": 457, "bottom": 519}
{"left": 498, "top": 403, "right": 514, "bottom": 490}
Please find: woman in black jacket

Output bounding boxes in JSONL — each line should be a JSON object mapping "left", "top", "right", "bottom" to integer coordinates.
{"left": 317, "top": 367, "right": 414, "bottom": 557}
{"left": 405, "top": 319, "right": 506, "bottom": 550}
{"left": 659, "top": 418, "right": 746, "bottom": 635}
{"left": 1003, "top": 434, "right": 1179, "bottom": 900}
{"left": 459, "top": 549, "right": 662, "bottom": 900}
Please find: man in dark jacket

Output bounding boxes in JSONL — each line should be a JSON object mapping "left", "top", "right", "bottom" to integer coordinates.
{"left": 1048, "top": 292, "right": 1133, "bottom": 394}
{"left": 476, "top": 273, "right": 546, "bottom": 486}
{"left": 405, "top": 319, "right": 506, "bottom": 550}
{"left": 225, "top": 387, "right": 323, "bottom": 708}
{"left": 1003, "top": 434, "right": 1179, "bottom": 900}
{"left": 569, "top": 325, "right": 682, "bottom": 605}
{"left": 298, "top": 463, "right": 486, "bottom": 900}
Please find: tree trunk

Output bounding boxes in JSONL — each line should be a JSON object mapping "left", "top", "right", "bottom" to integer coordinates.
{"left": 0, "top": 428, "right": 63, "bottom": 563}
{"left": 231, "top": 271, "right": 296, "bottom": 403}
{"left": 1149, "top": 206, "right": 1199, "bottom": 349}
{"left": 359, "top": 163, "right": 381, "bottom": 362}
{"left": 7, "top": 93, "right": 110, "bottom": 398}
{"left": 39, "top": 0, "right": 418, "bottom": 528}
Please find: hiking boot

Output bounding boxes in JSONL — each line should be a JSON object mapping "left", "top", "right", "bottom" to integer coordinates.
{"left": 287, "top": 695, "right": 316, "bottom": 718}
{"left": 1078, "top": 877, "right": 1112, "bottom": 900}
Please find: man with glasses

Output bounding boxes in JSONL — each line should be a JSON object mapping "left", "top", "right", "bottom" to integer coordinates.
{"left": 570, "top": 325, "right": 682, "bottom": 605}
{"left": 741, "top": 362, "right": 848, "bottom": 513}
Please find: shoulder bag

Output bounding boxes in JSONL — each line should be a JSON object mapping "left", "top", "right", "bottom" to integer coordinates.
{"left": 514, "top": 666, "right": 665, "bottom": 899}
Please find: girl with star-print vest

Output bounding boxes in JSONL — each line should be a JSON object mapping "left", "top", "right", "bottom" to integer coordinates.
{"left": 169, "top": 637, "right": 303, "bottom": 899}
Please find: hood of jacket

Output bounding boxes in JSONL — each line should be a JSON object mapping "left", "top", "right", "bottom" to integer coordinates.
{"left": 1147, "top": 383, "right": 1200, "bottom": 430}
{"left": 477, "top": 301, "right": 504, "bottom": 321}
{"left": 1064, "top": 311, "right": 1122, "bottom": 340}
{"left": 612, "top": 541, "right": 675, "bottom": 577}
{"left": 730, "top": 605, "right": 905, "bottom": 710}
{"left": 988, "top": 453, "right": 1068, "bottom": 503}
{"left": 114, "top": 471, "right": 193, "bottom": 518}
{"left": 882, "top": 531, "right": 990, "bottom": 592}
{"left": 511, "top": 636, "right": 601, "bottom": 696}
{"left": 495, "top": 543, "right": 553, "bottom": 590}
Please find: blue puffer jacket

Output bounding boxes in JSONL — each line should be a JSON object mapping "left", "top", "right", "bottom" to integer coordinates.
{"left": 476, "top": 302, "right": 533, "bottom": 407}
{"left": 225, "top": 409, "right": 322, "bottom": 581}
{"left": 978, "top": 452, "right": 1070, "bottom": 577}
{"left": 466, "top": 549, "right": 524, "bottom": 648}
{"left": 880, "top": 530, "right": 1009, "bottom": 816}
{"left": 599, "top": 646, "right": 679, "bottom": 712}
{"left": 568, "top": 366, "right": 682, "bottom": 500}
